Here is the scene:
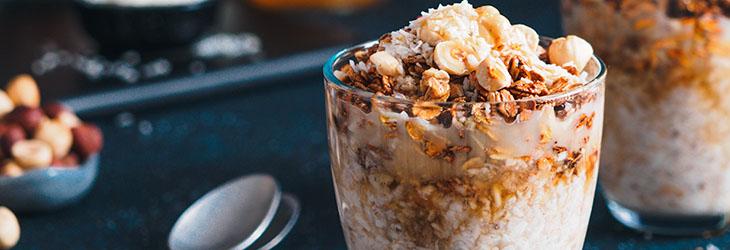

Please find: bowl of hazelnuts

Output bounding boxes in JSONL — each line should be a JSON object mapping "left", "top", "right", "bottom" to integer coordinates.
{"left": 0, "top": 74, "right": 103, "bottom": 213}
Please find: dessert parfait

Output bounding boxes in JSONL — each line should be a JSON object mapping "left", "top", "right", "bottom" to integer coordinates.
{"left": 325, "top": 2, "right": 606, "bottom": 249}
{"left": 563, "top": 0, "right": 730, "bottom": 234}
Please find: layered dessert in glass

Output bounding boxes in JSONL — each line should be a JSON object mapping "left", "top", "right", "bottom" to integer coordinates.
{"left": 325, "top": 2, "right": 606, "bottom": 249}
{"left": 562, "top": 0, "right": 730, "bottom": 234}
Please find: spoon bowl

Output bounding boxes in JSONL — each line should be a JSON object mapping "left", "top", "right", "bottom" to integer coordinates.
{"left": 248, "top": 193, "right": 300, "bottom": 250}
{"left": 169, "top": 174, "right": 281, "bottom": 250}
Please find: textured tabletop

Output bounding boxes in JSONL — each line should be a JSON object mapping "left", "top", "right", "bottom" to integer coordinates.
{"left": 13, "top": 76, "right": 730, "bottom": 249}
{"left": 8, "top": 0, "right": 730, "bottom": 249}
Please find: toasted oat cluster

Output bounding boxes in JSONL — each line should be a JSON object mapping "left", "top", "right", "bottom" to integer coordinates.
{"left": 335, "top": 1, "right": 595, "bottom": 109}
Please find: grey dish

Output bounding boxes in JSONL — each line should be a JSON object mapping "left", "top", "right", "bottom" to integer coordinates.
{"left": 0, "top": 155, "right": 99, "bottom": 213}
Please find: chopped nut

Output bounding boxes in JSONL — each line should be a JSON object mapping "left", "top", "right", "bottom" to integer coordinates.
{"left": 370, "top": 51, "right": 404, "bottom": 77}
{"left": 548, "top": 35, "right": 594, "bottom": 72}
{"left": 6, "top": 74, "right": 40, "bottom": 108}
{"left": 433, "top": 41, "right": 473, "bottom": 75}
{"left": 413, "top": 2, "right": 476, "bottom": 45}
{"left": 420, "top": 68, "right": 451, "bottom": 101}
{"left": 476, "top": 55, "right": 512, "bottom": 91}
{"left": 512, "top": 24, "right": 539, "bottom": 52}
{"left": 478, "top": 10, "right": 511, "bottom": 45}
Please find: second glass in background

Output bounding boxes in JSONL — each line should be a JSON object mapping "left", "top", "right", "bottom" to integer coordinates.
{"left": 562, "top": 0, "right": 730, "bottom": 235}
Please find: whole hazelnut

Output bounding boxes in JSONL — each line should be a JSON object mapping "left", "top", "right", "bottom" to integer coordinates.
{"left": 4, "top": 106, "right": 45, "bottom": 134}
{"left": 548, "top": 35, "right": 594, "bottom": 72}
{"left": 34, "top": 120, "right": 73, "bottom": 158}
{"left": 1, "top": 125, "right": 26, "bottom": 157}
{"left": 12, "top": 139, "right": 53, "bottom": 170}
{"left": 72, "top": 124, "right": 103, "bottom": 159}
{"left": 369, "top": 51, "right": 404, "bottom": 77}
{"left": 6, "top": 74, "right": 40, "bottom": 108}
{"left": 0, "top": 206, "right": 20, "bottom": 250}
{"left": 0, "top": 91, "right": 14, "bottom": 118}
{"left": 0, "top": 161, "right": 23, "bottom": 177}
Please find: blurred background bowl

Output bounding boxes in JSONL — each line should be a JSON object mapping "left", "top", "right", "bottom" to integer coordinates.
{"left": 74, "top": 0, "right": 218, "bottom": 51}
{"left": 0, "top": 155, "right": 99, "bottom": 213}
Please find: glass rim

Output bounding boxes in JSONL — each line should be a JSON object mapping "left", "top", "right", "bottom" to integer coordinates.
{"left": 323, "top": 39, "right": 607, "bottom": 105}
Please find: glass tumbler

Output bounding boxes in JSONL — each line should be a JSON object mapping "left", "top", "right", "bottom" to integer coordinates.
{"left": 563, "top": 0, "right": 730, "bottom": 235}
{"left": 324, "top": 42, "right": 606, "bottom": 249}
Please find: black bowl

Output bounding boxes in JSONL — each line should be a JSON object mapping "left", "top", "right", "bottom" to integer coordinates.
{"left": 75, "top": 0, "right": 218, "bottom": 51}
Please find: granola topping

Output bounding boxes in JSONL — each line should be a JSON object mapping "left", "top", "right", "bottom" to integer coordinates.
{"left": 334, "top": 1, "right": 594, "bottom": 114}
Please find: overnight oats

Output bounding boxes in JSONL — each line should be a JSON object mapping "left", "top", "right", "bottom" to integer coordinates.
{"left": 563, "top": 0, "right": 730, "bottom": 234}
{"left": 324, "top": 2, "right": 606, "bottom": 249}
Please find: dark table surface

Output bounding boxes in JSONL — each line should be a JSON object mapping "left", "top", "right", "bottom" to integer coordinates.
{"left": 5, "top": 0, "right": 730, "bottom": 249}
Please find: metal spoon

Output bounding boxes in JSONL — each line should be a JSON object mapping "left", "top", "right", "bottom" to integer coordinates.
{"left": 248, "top": 193, "right": 300, "bottom": 250}
{"left": 168, "top": 174, "right": 281, "bottom": 250}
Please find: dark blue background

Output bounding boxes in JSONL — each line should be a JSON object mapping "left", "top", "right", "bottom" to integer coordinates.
{"left": 13, "top": 0, "right": 730, "bottom": 249}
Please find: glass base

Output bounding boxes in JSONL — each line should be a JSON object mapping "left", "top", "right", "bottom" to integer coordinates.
{"left": 607, "top": 200, "right": 730, "bottom": 236}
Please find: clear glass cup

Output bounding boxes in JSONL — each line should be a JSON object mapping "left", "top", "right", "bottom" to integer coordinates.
{"left": 324, "top": 41, "right": 606, "bottom": 249}
{"left": 562, "top": 0, "right": 730, "bottom": 235}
